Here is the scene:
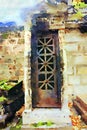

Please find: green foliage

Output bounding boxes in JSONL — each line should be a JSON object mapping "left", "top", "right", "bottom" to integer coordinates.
{"left": 0, "top": 80, "right": 13, "bottom": 90}
{"left": 10, "top": 118, "right": 22, "bottom": 130}
{"left": 10, "top": 127, "right": 21, "bottom": 130}
{"left": 71, "top": 2, "right": 87, "bottom": 20}
{"left": 70, "top": 11, "right": 83, "bottom": 20}
{"left": 1, "top": 33, "right": 9, "bottom": 39}
{"left": 31, "top": 121, "right": 54, "bottom": 127}
{"left": 73, "top": 2, "right": 87, "bottom": 9}
{"left": 0, "top": 84, "right": 12, "bottom": 90}
{"left": 0, "top": 80, "right": 8, "bottom": 85}
{"left": 46, "top": 121, "right": 54, "bottom": 126}
{"left": 16, "top": 118, "right": 22, "bottom": 129}
{"left": 0, "top": 96, "right": 7, "bottom": 102}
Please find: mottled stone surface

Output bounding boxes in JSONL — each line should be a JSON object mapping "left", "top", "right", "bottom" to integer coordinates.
{"left": 64, "top": 29, "right": 87, "bottom": 97}
{"left": 0, "top": 31, "right": 24, "bottom": 80}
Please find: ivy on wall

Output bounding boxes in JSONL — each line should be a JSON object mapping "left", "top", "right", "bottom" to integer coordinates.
{"left": 73, "top": 1, "right": 87, "bottom": 9}
{"left": 68, "top": 2, "right": 87, "bottom": 21}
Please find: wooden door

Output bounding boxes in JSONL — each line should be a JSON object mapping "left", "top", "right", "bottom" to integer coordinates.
{"left": 31, "top": 31, "right": 61, "bottom": 108}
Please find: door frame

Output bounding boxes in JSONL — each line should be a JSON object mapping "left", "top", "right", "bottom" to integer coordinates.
{"left": 31, "top": 29, "right": 61, "bottom": 108}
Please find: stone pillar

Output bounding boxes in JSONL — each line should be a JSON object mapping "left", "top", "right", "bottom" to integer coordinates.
{"left": 58, "top": 29, "right": 70, "bottom": 117}
{"left": 22, "top": 23, "right": 32, "bottom": 124}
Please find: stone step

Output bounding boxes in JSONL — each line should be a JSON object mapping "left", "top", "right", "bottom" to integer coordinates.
{"left": 21, "top": 126, "right": 72, "bottom": 130}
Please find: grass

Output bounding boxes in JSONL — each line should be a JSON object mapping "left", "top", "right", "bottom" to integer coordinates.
{"left": 10, "top": 118, "right": 22, "bottom": 130}
{"left": 31, "top": 121, "right": 54, "bottom": 127}
{"left": 1, "top": 33, "right": 9, "bottom": 39}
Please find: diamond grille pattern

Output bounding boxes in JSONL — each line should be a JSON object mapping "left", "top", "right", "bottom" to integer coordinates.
{"left": 37, "top": 37, "right": 56, "bottom": 90}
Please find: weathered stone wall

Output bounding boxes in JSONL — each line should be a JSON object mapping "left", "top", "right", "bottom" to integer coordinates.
{"left": 64, "top": 29, "right": 87, "bottom": 98}
{"left": 0, "top": 31, "right": 24, "bottom": 80}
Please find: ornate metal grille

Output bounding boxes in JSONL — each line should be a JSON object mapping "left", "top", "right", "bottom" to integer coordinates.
{"left": 37, "top": 36, "right": 57, "bottom": 90}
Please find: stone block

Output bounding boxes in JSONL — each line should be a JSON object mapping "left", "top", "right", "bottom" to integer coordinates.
{"left": 83, "top": 45, "right": 87, "bottom": 53}
{"left": 68, "top": 76, "right": 80, "bottom": 85}
{"left": 64, "top": 44, "right": 78, "bottom": 52}
{"left": 18, "top": 38, "right": 24, "bottom": 44}
{"left": 15, "top": 57, "right": 24, "bottom": 66}
{"left": 81, "top": 76, "right": 87, "bottom": 85}
{"left": 74, "top": 85, "right": 87, "bottom": 95}
{"left": 5, "top": 58, "right": 12, "bottom": 63}
{"left": 74, "top": 56, "right": 87, "bottom": 65}
{"left": 77, "top": 66, "right": 87, "bottom": 75}
{"left": 0, "top": 64, "right": 8, "bottom": 71}
{"left": 22, "top": 110, "right": 32, "bottom": 124}
{"left": 4, "top": 55, "right": 13, "bottom": 63}
{"left": 67, "top": 56, "right": 74, "bottom": 66}
{"left": 0, "top": 65, "right": 10, "bottom": 79}
{"left": 78, "top": 44, "right": 84, "bottom": 52}
{"left": 49, "top": 16, "right": 65, "bottom": 30}
{"left": 65, "top": 30, "right": 87, "bottom": 43}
